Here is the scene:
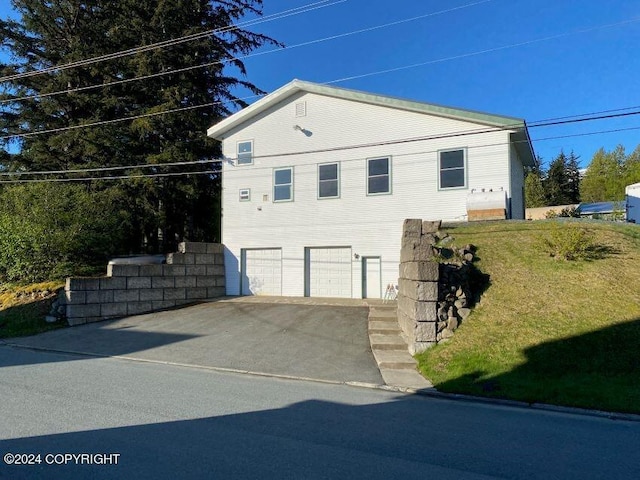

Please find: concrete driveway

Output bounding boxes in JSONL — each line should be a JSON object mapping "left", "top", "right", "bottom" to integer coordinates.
{"left": 7, "top": 297, "right": 384, "bottom": 384}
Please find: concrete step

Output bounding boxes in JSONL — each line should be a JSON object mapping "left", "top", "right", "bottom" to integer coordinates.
{"left": 369, "top": 333, "right": 407, "bottom": 351}
{"left": 368, "top": 320, "right": 401, "bottom": 335}
{"left": 368, "top": 307, "right": 397, "bottom": 319}
{"left": 371, "top": 349, "right": 418, "bottom": 370}
{"left": 379, "top": 368, "right": 433, "bottom": 390}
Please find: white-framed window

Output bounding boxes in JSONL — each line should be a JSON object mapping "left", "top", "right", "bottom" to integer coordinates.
{"left": 273, "top": 167, "right": 293, "bottom": 202}
{"left": 367, "top": 157, "right": 391, "bottom": 195}
{"left": 237, "top": 140, "right": 253, "bottom": 165}
{"left": 239, "top": 188, "right": 251, "bottom": 201}
{"left": 439, "top": 149, "right": 467, "bottom": 189}
{"left": 318, "top": 162, "right": 339, "bottom": 199}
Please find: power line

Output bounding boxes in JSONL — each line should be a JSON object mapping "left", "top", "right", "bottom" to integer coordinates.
{"left": 0, "top": 0, "right": 345, "bottom": 83}
{"left": 2, "top": 13, "right": 638, "bottom": 143}
{"left": 325, "top": 17, "right": 640, "bottom": 85}
{"left": 0, "top": 0, "right": 492, "bottom": 106}
{"left": 2, "top": 122, "right": 639, "bottom": 184}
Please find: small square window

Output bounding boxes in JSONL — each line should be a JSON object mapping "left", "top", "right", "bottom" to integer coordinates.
{"left": 239, "top": 188, "right": 250, "bottom": 201}
{"left": 237, "top": 140, "right": 253, "bottom": 165}
{"left": 318, "top": 163, "right": 339, "bottom": 198}
{"left": 439, "top": 149, "right": 466, "bottom": 189}
{"left": 273, "top": 167, "right": 293, "bottom": 202}
{"left": 367, "top": 157, "right": 391, "bottom": 195}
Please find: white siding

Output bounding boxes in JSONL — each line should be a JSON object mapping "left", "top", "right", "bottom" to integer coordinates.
{"left": 221, "top": 92, "right": 517, "bottom": 297}
{"left": 627, "top": 183, "right": 640, "bottom": 223}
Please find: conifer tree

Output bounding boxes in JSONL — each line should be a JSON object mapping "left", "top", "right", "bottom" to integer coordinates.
{"left": 0, "top": 1, "right": 278, "bottom": 251}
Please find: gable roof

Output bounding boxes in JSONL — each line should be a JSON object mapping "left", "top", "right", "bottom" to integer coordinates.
{"left": 207, "top": 79, "right": 535, "bottom": 166}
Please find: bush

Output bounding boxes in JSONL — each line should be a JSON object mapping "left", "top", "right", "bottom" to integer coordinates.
{"left": 0, "top": 183, "right": 132, "bottom": 282}
{"left": 540, "top": 223, "right": 599, "bottom": 261}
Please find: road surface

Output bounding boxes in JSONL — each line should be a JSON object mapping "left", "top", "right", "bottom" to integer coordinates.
{"left": 1, "top": 345, "right": 638, "bottom": 479}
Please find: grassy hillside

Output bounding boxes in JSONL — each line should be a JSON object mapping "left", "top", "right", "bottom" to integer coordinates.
{"left": 416, "top": 220, "right": 640, "bottom": 414}
{"left": 0, "top": 282, "right": 65, "bottom": 338}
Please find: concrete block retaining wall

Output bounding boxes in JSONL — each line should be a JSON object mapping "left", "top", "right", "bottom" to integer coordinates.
{"left": 397, "top": 219, "right": 441, "bottom": 355}
{"left": 65, "top": 242, "right": 225, "bottom": 326}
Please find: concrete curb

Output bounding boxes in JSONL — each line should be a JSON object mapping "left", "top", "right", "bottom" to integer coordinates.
{"left": 3, "top": 341, "right": 639, "bottom": 423}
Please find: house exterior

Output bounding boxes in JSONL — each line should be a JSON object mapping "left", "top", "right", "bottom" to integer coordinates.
{"left": 626, "top": 182, "right": 640, "bottom": 223}
{"left": 207, "top": 80, "right": 535, "bottom": 299}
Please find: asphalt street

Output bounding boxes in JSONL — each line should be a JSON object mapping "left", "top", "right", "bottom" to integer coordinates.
{"left": 1, "top": 346, "right": 639, "bottom": 479}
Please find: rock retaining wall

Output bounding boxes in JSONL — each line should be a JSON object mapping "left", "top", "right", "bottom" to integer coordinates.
{"left": 64, "top": 242, "right": 225, "bottom": 326}
{"left": 397, "top": 219, "right": 476, "bottom": 354}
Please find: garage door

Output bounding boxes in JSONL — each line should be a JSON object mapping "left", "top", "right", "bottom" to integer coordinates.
{"left": 241, "top": 248, "right": 282, "bottom": 296}
{"left": 306, "top": 247, "right": 352, "bottom": 298}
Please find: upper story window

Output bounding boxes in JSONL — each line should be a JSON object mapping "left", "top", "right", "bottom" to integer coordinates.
{"left": 439, "top": 149, "right": 466, "bottom": 189}
{"left": 367, "top": 157, "right": 391, "bottom": 195}
{"left": 318, "top": 162, "right": 339, "bottom": 199}
{"left": 273, "top": 167, "right": 293, "bottom": 202}
{"left": 237, "top": 140, "right": 253, "bottom": 165}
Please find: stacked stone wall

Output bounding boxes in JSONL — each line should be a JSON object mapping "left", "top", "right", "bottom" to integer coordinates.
{"left": 64, "top": 242, "right": 225, "bottom": 326}
{"left": 397, "top": 219, "right": 477, "bottom": 354}
{"left": 397, "top": 219, "right": 441, "bottom": 354}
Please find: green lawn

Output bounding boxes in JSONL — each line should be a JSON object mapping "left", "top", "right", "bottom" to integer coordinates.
{"left": 416, "top": 220, "right": 640, "bottom": 414}
{"left": 0, "top": 282, "right": 65, "bottom": 338}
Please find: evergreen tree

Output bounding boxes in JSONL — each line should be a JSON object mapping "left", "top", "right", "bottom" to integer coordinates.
{"left": 565, "top": 150, "right": 581, "bottom": 204}
{"left": 0, "top": 1, "right": 278, "bottom": 252}
{"left": 524, "top": 171, "right": 547, "bottom": 208}
{"left": 545, "top": 151, "right": 570, "bottom": 205}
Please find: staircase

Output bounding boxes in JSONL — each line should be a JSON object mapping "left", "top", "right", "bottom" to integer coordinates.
{"left": 368, "top": 302, "right": 433, "bottom": 390}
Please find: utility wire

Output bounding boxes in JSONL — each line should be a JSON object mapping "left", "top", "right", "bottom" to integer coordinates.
{"left": 1, "top": 14, "right": 638, "bottom": 142}
{"left": 325, "top": 17, "right": 640, "bottom": 84}
{"left": 0, "top": 0, "right": 492, "bottom": 106}
{"left": 1, "top": 106, "right": 639, "bottom": 177}
{"left": 0, "top": 0, "right": 345, "bottom": 83}
{"left": 2, "top": 122, "right": 639, "bottom": 184}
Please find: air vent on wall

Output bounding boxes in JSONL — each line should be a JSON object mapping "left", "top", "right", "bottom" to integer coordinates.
{"left": 295, "top": 101, "right": 306, "bottom": 117}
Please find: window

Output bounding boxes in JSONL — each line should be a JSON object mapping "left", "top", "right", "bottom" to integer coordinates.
{"left": 237, "top": 140, "right": 253, "bottom": 165}
{"left": 318, "top": 163, "right": 339, "bottom": 198}
{"left": 239, "top": 188, "right": 250, "bottom": 201}
{"left": 367, "top": 157, "right": 391, "bottom": 195}
{"left": 439, "top": 149, "right": 466, "bottom": 189}
{"left": 273, "top": 167, "right": 293, "bottom": 202}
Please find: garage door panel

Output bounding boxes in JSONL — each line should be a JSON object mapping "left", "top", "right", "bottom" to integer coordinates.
{"left": 308, "top": 247, "right": 352, "bottom": 298}
{"left": 242, "top": 249, "right": 282, "bottom": 296}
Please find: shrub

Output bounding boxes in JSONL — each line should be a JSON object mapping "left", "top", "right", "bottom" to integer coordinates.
{"left": 0, "top": 183, "right": 132, "bottom": 282}
{"left": 540, "top": 223, "right": 599, "bottom": 261}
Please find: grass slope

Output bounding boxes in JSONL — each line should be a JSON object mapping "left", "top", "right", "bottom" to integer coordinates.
{"left": 416, "top": 220, "right": 640, "bottom": 414}
{"left": 0, "top": 282, "right": 65, "bottom": 338}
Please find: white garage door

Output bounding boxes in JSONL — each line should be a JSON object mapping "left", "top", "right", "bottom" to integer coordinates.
{"left": 307, "top": 247, "right": 352, "bottom": 298}
{"left": 241, "top": 248, "right": 282, "bottom": 296}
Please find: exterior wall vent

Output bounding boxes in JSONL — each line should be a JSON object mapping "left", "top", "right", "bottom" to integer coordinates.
{"left": 295, "top": 101, "right": 306, "bottom": 117}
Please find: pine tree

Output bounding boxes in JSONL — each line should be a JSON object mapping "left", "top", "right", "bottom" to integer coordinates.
{"left": 545, "top": 151, "right": 570, "bottom": 205}
{"left": 0, "top": 1, "right": 279, "bottom": 251}
{"left": 565, "top": 150, "right": 581, "bottom": 204}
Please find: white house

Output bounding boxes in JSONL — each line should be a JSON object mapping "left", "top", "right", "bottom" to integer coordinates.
{"left": 626, "top": 182, "right": 640, "bottom": 223}
{"left": 207, "top": 80, "right": 535, "bottom": 299}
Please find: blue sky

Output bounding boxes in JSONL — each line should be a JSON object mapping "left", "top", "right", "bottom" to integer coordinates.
{"left": 1, "top": 0, "right": 639, "bottom": 167}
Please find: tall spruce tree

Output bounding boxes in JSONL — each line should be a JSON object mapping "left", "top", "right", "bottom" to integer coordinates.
{"left": 0, "top": 1, "right": 279, "bottom": 251}
{"left": 545, "top": 151, "right": 570, "bottom": 205}
{"left": 565, "top": 150, "right": 581, "bottom": 204}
